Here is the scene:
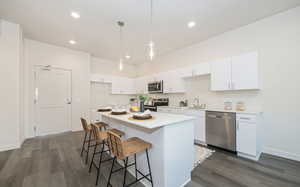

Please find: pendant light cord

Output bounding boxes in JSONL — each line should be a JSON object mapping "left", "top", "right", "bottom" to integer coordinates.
{"left": 119, "top": 24, "right": 123, "bottom": 59}
{"left": 150, "top": 0, "right": 153, "bottom": 41}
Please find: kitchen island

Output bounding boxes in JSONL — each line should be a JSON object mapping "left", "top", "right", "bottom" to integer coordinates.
{"left": 99, "top": 112, "right": 195, "bottom": 187}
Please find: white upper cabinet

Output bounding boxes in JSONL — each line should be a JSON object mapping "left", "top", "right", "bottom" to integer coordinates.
{"left": 161, "top": 71, "right": 186, "bottom": 93}
{"left": 210, "top": 52, "right": 259, "bottom": 91}
{"left": 111, "top": 77, "right": 135, "bottom": 95}
{"left": 134, "top": 76, "right": 148, "bottom": 94}
{"left": 181, "top": 62, "right": 210, "bottom": 78}
{"left": 231, "top": 52, "right": 259, "bottom": 90}
{"left": 210, "top": 57, "right": 232, "bottom": 91}
{"left": 90, "top": 74, "right": 113, "bottom": 83}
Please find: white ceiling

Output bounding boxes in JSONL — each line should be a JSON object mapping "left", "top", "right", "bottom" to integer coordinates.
{"left": 1, "top": 0, "right": 300, "bottom": 65}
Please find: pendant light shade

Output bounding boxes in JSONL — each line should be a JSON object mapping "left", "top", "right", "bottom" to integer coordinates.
{"left": 119, "top": 58, "right": 123, "bottom": 71}
{"left": 118, "top": 21, "right": 124, "bottom": 71}
{"left": 148, "top": 0, "right": 155, "bottom": 61}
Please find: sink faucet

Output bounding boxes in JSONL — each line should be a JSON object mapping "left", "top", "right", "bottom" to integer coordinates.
{"left": 193, "top": 98, "right": 200, "bottom": 107}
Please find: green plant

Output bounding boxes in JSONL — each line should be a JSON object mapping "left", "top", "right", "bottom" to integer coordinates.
{"left": 138, "top": 95, "right": 148, "bottom": 102}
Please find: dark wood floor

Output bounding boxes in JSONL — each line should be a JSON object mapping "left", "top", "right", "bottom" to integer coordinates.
{"left": 186, "top": 148, "right": 300, "bottom": 187}
{"left": 1, "top": 131, "right": 300, "bottom": 187}
{"left": 0, "top": 131, "right": 143, "bottom": 187}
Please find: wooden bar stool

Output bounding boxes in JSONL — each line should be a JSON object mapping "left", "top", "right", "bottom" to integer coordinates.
{"left": 106, "top": 131, "right": 153, "bottom": 187}
{"left": 89, "top": 124, "right": 125, "bottom": 185}
{"left": 80, "top": 118, "right": 109, "bottom": 164}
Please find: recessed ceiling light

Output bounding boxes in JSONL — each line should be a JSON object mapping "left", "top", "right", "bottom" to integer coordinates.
{"left": 71, "top": 12, "right": 80, "bottom": 19}
{"left": 125, "top": 55, "right": 131, "bottom": 59}
{"left": 187, "top": 21, "right": 196, "bottom": 28}
{"left": 69, "top": 40, "right": 76, "bottom": 45}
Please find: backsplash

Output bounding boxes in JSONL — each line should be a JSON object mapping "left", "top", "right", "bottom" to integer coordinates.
{"left": 152, "top": 75, "right": 262, "bottom": 111}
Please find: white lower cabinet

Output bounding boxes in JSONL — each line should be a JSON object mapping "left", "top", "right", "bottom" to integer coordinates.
{"left": 236, "top": 114, "right": 261, "bottom": 160}
{"left": 157, "top": 108, "right": 206, "bottom": 144}
{"left": 185, "top": 110, "right": 206, "bottom": 144}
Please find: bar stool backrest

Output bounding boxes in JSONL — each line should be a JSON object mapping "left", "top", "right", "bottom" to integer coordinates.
{"left": 107, "top": 131, "right": 124, "bottom": 159}
{"left": 91, "top": 124, "right": 107, "bottom": 141}
{"left": 80, "top": 118, "right": 90, "bottom": 132}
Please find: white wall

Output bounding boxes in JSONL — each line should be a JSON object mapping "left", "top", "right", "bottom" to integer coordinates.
{"left": 24, "top": 39, "right": 91, "bottom": 137}
{"left": 137, "top": 7, "right": 300, "bottom": 161}
{"left": 0, "top": 20, "right": 24, "bottom": 151}
{"left": 91, "top": 57, "right": 137, "bottom": 78}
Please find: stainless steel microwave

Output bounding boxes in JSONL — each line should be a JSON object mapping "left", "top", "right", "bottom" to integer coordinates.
{"left": 148, "top": 81, "right": 163, "bottom": 93}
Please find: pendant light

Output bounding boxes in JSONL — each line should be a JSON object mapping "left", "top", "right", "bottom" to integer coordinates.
{"left": 148, "top": 0, "right": 155, "bottom": 61}
{"left": 117, "top": 21, "right": 124, "bottom": 71}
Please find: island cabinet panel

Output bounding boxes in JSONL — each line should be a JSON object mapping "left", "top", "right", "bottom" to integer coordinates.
{"left": 100, "top": 112, "right": 195, "bottom": 187}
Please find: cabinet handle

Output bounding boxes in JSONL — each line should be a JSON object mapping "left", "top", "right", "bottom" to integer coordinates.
{"left": 240, "top": 117, "right": 251, "bottom": 120}
{"left": 228, "top": 82, "right": 231, "bottom": 89}
{"left": 232, "top": 82, "right": 235, "bottom": 90}
{"left": 236, "top": 121, "right": 239, "bottom": 130}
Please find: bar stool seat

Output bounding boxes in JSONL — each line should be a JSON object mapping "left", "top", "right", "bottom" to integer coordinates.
{"left": 86, "top": 121, "right": 109, "bottom": 131}
{"left": 108, "top": 128, "right": 125, "bottom": 138}
{"left": 94, "top": 121, "right": 109, "bottom": 128}
{"left": 121, "top": 137, "right": 152, "bottom": 160}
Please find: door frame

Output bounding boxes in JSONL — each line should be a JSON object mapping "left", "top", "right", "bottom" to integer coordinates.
{"left": 33, "top": 65, "right": 73, "bottom": 137}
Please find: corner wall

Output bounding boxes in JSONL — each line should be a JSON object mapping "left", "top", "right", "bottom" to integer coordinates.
{"left": 0, "top": 20, "right": 23, "bottom": 151}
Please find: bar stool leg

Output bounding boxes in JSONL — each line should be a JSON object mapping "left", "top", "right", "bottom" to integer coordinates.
{"left": 89, "top": 142, "right": 98, "bottom": 172}
{"left": 96, "top": 142, "right": 105, "bottom": 185}
{"left": 123, "top": 157, "right": 128, "bottom": 187}
{"left": 146, "top": 149, "right": 154, "bottom": 187}
{"left": 85, "top": 131, "right": 92, "bottom": 164}
{"left": 107, "top": 156, "right": 116, "bottom": 187}
{"left": 81, "top": 131, "right": 88, "bottom": 156}
{"left": 134, "top": 154, "right": 138, "bottom": 180}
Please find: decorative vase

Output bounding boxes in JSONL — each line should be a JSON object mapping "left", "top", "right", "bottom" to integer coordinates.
{"left": 140, "top": 101, "right": 145, "bottom": 112}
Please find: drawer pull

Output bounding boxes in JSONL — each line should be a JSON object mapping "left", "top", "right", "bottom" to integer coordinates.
{"left": 240, "top": 117, "right": 251, "bottom": 120}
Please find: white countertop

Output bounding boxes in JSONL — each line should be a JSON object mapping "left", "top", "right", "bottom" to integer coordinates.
{"left": 158, "top": 106, "right": 262, "bottom": 115}
{"left": 99, "top": 111, "right": 195, "bottom": 129}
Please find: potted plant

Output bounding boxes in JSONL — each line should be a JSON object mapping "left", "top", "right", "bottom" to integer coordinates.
{"left": 138, "top": 95, "right": 148, "bottom": 112}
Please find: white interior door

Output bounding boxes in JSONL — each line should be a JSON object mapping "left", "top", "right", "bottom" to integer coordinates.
{"left": 35, "top": 67, "right": 71, "bottom": 136}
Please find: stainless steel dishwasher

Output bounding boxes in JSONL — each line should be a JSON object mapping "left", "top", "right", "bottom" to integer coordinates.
{"left": 206, "top": 111, "right": 236, "bottom": 152}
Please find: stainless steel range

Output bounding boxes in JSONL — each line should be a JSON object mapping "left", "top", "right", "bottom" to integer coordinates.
{"left": 144, "top": 98, "right": 169, "bottom": 112}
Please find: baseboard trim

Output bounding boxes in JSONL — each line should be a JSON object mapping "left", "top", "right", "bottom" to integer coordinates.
{"left": 180, "top": 178, "right": 191, "bottom": 187}
{"left": 263, "top": 147, "right": 300, "bottom": 162}
{"left": 238, "top": 152, "right": 261, "bottom": 161}
{"left": 0, "top": 143, "right": 20, "bottom": 152}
